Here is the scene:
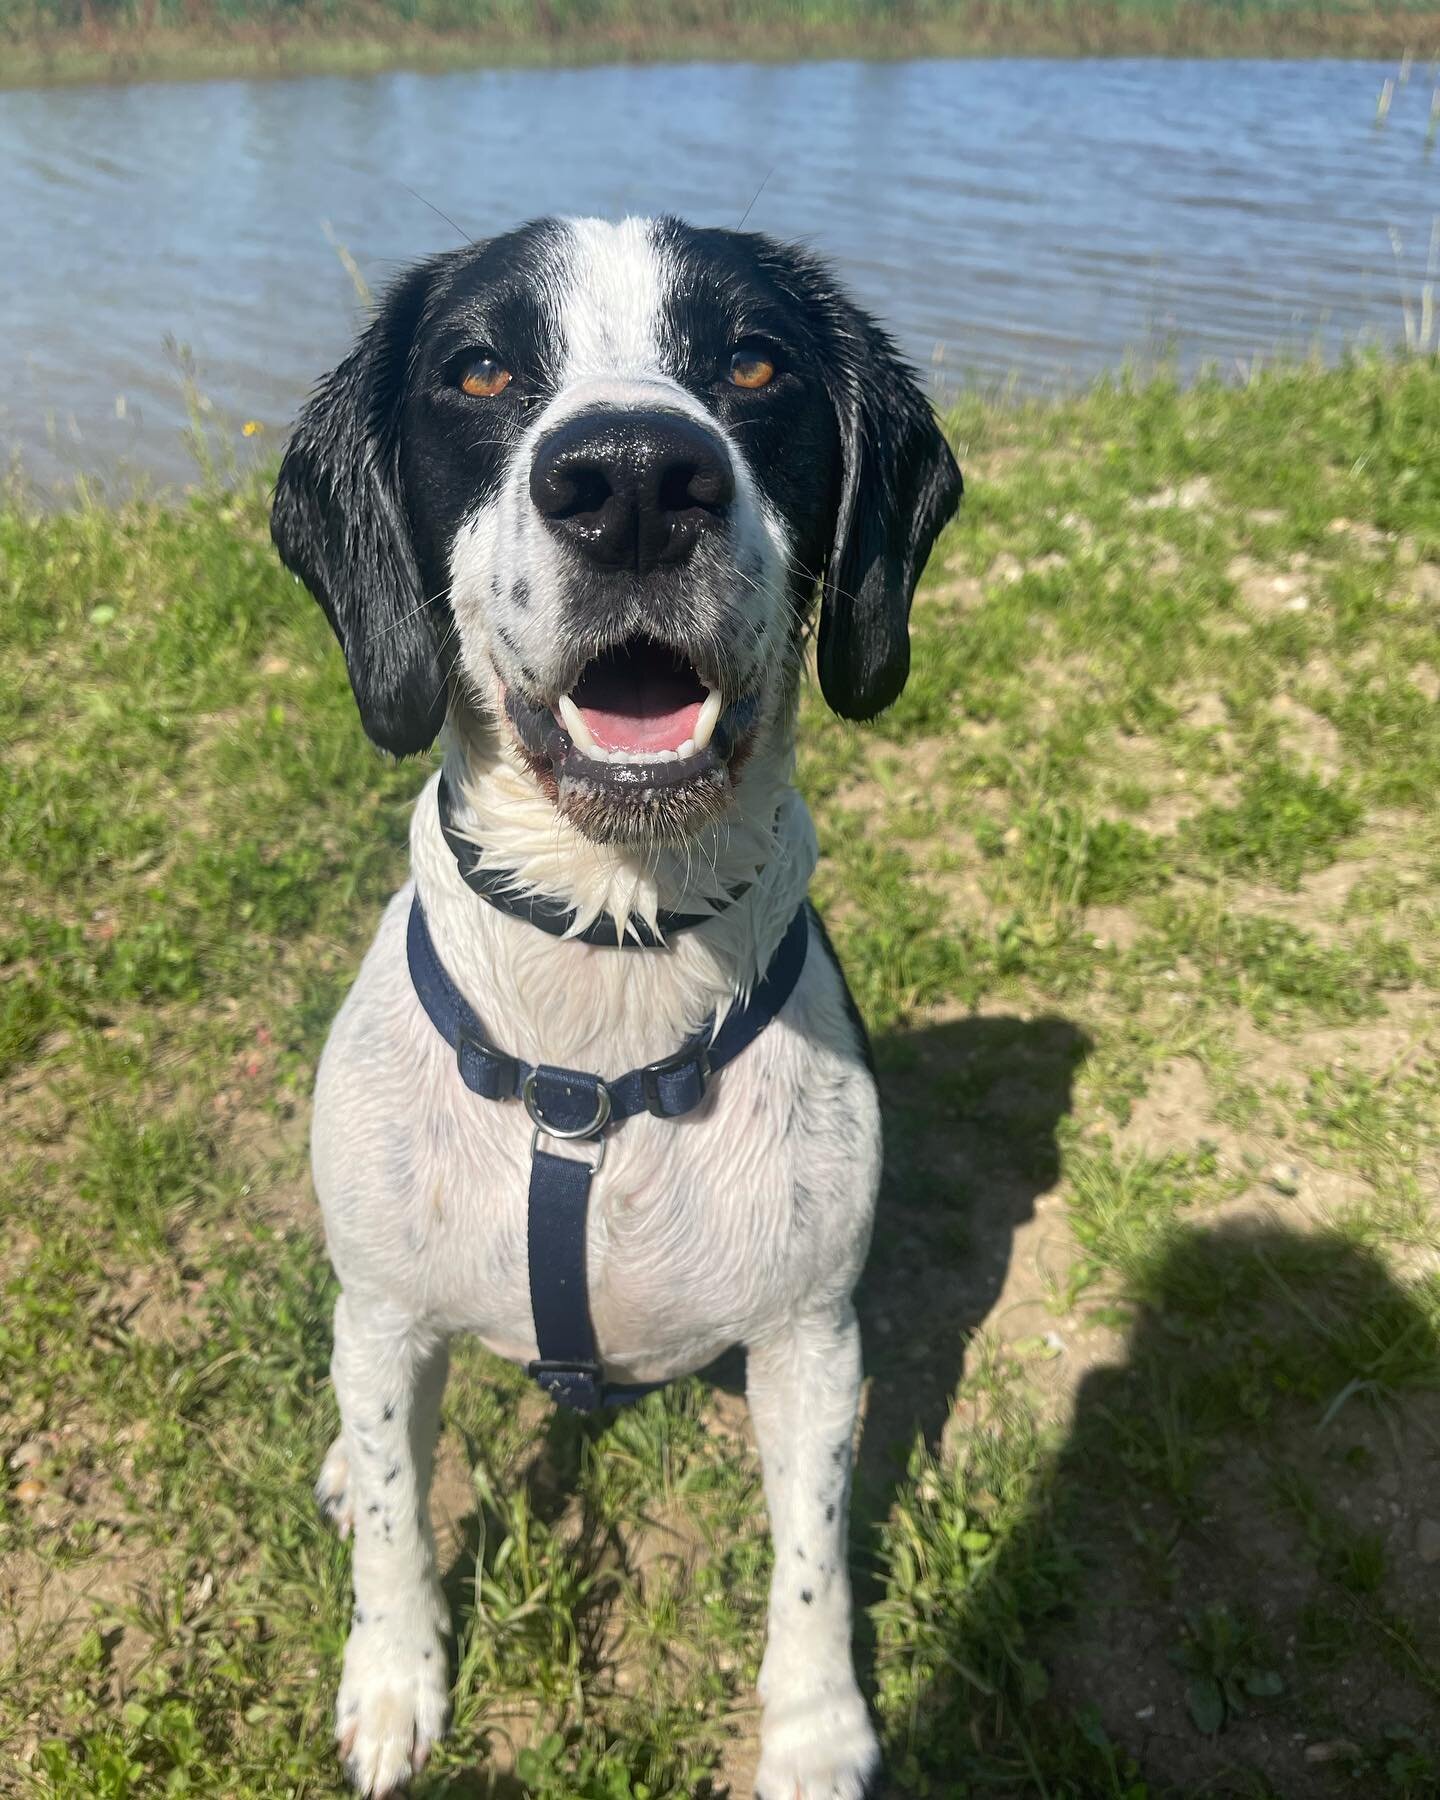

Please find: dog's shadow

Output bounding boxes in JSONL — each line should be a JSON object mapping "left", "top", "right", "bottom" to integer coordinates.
{"left": 430, "top": 1011, "right": 1090, "bottom": 1795}
{"left": 853, "top": 1012, "right": 1090, "bottom": 1512}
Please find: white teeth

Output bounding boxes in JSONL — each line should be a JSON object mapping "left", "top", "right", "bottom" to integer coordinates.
{"left": 555, "top": 687, "right": 721, "bottom": 768}
{"left": 693, "top": 688, "right": 724, "bottom": 752}
{"left": 557, "top": 692, "right": 599, "bottom": 756}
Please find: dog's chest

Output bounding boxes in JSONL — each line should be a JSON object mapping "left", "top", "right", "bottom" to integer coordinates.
{"left": 311, "top": 889, "right": 879, "bottom": 1384}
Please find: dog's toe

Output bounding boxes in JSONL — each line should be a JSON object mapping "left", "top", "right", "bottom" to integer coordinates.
{"left": 336, "top": 1624, "right": 449, "bottom": 1797}
{"left": 754, "top": 1678, "right": 880, "bottom": 1800}
{"left": 315, "top": 1433, "right": 354, "bottom": 1538}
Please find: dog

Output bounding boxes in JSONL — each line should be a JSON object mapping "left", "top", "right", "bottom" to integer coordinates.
{"left": 271, "top": 214, "right": 962, "bottom": 1799}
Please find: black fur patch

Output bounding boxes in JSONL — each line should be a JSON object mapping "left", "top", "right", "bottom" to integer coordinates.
{"left": 272, "top": 215, "right": 961, "bottom": 757}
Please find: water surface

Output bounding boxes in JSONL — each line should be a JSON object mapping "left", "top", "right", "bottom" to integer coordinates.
{"left": 1, "top": 57, "right": 1436, "bottom": 487}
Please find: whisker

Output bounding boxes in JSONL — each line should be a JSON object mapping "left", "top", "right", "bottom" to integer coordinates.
{"left": 398, "top": 182, "right": 475, "bottom": 245}
{"left": 363, "top": 581, "right": 454, "bottom": 645}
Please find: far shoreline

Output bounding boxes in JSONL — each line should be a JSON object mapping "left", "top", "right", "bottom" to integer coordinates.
{"left": 3, "top": 8, "right": 1439, "bottom": 92}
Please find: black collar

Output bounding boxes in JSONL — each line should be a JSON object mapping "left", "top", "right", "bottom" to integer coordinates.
{"left": 437, "top": 775, "right": 748, "bottom": 949}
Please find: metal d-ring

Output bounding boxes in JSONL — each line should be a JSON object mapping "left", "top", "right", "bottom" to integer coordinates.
{"left": 521, "top": 1071, "right": 612, "bottom": 1141}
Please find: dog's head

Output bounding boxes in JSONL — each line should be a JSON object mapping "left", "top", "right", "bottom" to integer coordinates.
{"left": 273, "top": 216, "right": 961, "bottom": 847}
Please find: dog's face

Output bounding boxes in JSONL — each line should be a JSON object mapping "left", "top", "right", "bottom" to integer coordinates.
{"left": 273, "top": 216, "right": 961, "bottom": 846}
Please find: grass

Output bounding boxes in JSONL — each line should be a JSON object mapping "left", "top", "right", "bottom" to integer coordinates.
{"left": 2, "top": 350, "right": 1440, "bottom": 1797}
{"left": 5, "top": 0, "right": 1440, "bottom": 89}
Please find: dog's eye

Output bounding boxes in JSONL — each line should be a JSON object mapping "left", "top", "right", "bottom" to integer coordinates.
{"left": 728, "top": 349, "right": 776, "bottom": 391}
{"left": 459, "top": 356, "right": 513, "bottom": 399}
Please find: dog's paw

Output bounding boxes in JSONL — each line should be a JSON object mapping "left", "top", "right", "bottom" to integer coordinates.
{"left": 754, "top": 1678, "right": 881, "bottom": 1800}
{"left": 336, "top": 1622, "right": 449, "bottom": 1797}
{"left": 316, "top": 1434, "right": 353, "bottom": 1539}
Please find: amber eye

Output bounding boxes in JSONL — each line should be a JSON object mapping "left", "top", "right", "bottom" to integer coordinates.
{"left": 728, "top": 348, "right": 776, "bottom": 390}
{"left": 459, "top": 356, "right": 512, "bottom": 398}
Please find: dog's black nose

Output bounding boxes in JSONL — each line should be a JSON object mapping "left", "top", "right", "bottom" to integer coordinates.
{"left": 529, "top": 410, "right": 735, "bottom": 574}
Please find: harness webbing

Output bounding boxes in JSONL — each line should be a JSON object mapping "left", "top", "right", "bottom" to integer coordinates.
{"left": 405, "top": 897, "right": 809, "bottom": 1410}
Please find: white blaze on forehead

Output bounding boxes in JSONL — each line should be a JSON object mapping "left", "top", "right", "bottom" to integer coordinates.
{"left": 554, "top": 216, "right": 670, "bottom": 383}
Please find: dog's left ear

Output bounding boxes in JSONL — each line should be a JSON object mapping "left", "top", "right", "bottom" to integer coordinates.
{"left": 817, "top": 311, "right": 963, "bottom": 720}
{"left": 271, "top": 260, "right": 448, "bottom": 757}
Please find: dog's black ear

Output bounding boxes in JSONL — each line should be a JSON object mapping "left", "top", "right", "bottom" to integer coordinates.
{"left": 271, "top": 261, "right": 447, "bottom": 757}
{"left": 818, "top": 311, "right": 963, "bottom": 720}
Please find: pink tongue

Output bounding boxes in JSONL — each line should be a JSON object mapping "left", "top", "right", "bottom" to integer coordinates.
{"left": 580, "top": 697, "right": 702, "bottom": 753}
{"left": 570, "top": 659, "right": 706, "bottom": 753}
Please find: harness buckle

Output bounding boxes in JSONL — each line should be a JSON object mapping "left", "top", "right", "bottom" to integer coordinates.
{"left": 640, "top": 1044, "right": 711, "bottom": 1118}
{"left": 456, "top": 1026, "right": 518, "bottom": 1099}
{"left": 529, "top": 1359, "right": 606, "bottom": 1412}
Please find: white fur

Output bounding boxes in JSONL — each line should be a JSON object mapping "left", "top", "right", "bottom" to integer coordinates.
{"left": 555, "top": 215, "right": 671, "bottom": 383}
{"left": 312, "top": 216, "right": 884, "bottom": 1799}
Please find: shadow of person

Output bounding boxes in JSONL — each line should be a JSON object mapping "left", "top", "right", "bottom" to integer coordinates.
{"left": 882, "top": 1220, "right": 1440, "bottom": 1797}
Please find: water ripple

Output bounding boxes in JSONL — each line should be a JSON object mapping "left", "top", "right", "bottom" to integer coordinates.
{"left": 1, "top": 55, "right": 1436, "bottom": 485}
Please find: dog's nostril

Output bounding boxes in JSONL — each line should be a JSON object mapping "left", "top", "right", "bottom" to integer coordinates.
{"left": 659, "top": 456, "right": 734, "bottom": 517}
{"left": 529, "top": 433, "right": 614, "bottom": 524}
{"left": 540, "top": 459, "right": 611, "bottom": 523}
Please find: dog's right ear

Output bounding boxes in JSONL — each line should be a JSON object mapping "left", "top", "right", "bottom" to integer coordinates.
{"left": 816, "top": 312, "right": 962, "bottom": 722}
{"left": 271, "top": 262, "right": 447, "bottom": 757}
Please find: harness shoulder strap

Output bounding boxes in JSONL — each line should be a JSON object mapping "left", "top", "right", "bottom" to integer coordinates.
{"left": 405, "top": 893, "right": 810, "bottom": 1411}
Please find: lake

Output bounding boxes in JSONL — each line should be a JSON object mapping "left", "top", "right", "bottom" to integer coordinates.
{"left": 1, "top": 55, "right": 1436, "bottom": 488}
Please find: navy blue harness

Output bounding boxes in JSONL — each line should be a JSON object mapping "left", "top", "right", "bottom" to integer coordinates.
{"left": 405, "top": 889, "right": 809, "bottom": 1412}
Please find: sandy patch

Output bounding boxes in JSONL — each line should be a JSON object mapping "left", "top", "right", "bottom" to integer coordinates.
{"left": 1129, "top": 476, "right": 1215, "bottom": 514}
{"left": 1268, "top": 692, "right": 1344, "bottom": 778}
{"left": 1227, "top": 552, "right": 1316, "bottom": 617}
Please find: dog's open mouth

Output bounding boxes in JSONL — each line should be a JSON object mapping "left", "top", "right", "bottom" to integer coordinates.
{"left": 504, "top": 637, "right": 758, "bottom": 831}
{"left": 562, "top": 642, "right": 717, "bottom": 765}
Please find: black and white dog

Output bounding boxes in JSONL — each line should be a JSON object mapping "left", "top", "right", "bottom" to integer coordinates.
{"left": 272, "top": 215, "right": 961, "bottom": 1799}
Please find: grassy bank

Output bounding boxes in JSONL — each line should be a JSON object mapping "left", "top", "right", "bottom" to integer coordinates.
{"left": 4, "top": 0, "right": 1440, "bottom": 88}
{"left": 3, "top": 353, "right": 1440, "bottom": 1798}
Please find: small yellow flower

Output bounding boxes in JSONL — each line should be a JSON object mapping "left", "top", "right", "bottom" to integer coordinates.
{"left": 242, "top": 419, "right": 263, "bottom": 438}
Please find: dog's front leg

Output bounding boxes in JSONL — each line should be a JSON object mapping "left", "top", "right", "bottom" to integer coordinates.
{"left": 327, "top": 1292, "right": 451, "bottom": 1797}
{"left": 747, "top": 1301, "right": 880, "bottom": 1800}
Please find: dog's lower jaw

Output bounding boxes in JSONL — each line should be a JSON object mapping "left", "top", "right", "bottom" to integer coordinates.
{"left": 554, "top": 756, "right": 736, "bottom": 849}
{"left": 503, "top": 685, "right": 763, "bottom": 849}
{"left": 442, "top": 705, "right": 802, "bottom": 962}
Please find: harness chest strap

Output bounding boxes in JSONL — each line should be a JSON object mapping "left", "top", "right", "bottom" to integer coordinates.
{"left": 405, "top": 897, "right": 810, "bottom": 1411}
